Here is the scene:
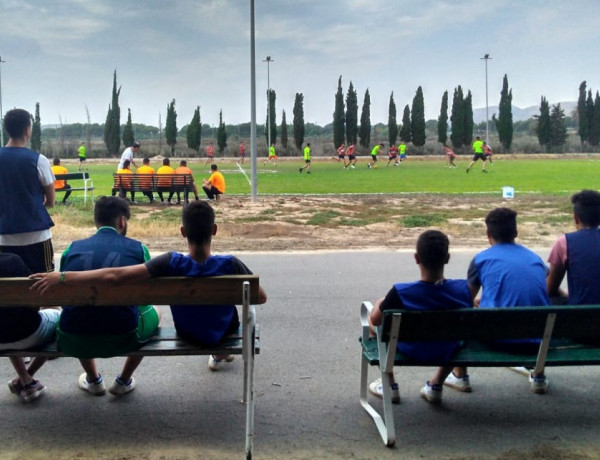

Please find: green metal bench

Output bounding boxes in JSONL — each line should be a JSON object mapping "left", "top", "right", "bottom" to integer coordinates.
{"left": 360, "top": 302, "right": 600, "bottom": 447}
{"left": 54, "top": 172, "right": 95, "bottom": 203}
{"left": 0, "top": 275, "right": 263, "bottom": 460}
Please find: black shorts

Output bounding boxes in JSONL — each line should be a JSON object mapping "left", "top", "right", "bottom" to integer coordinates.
{"left": 472, "top": 153, "right": 486, "bottom": 161}
{"left": 348, "top": 154, "right": 356, "bottom": 160}
{"left": 371, "top": 155, "right": 378, "bottom": 162}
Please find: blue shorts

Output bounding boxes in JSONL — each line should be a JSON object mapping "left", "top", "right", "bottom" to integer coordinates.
{"left": 0, "top": 309, "right": 60, "bottom": 351}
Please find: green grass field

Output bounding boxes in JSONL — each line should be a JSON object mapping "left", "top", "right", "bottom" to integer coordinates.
{"left": 77, "top": 156, "right": 600, "bottom": 199}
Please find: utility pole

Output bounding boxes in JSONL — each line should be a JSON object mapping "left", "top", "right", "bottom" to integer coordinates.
{"left": 263, "top": 56, "right": 274, "bottom": 150}
{"left": 250, "top": 1, "right": 257, "bottom": 201}
{"left": 0, "top": 56, "right": 5, "bottom": 147}
{"left": 481, "top": 53, "right": 492, "bottom": 146}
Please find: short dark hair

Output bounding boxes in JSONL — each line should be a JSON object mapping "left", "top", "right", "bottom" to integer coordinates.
{"left": 182, "top": 200, "right": 214, "bottom": 245}
{"left": 3, "top": 109, "right": 31, "bottom": 139}
{"left": 123, "top": 159, "right": 131, "bottom": 168}
{"left": 143, "top": 157, "right": 150, "bottom": 164}
{"left": 180, "top": 160, "right": 187, "bottom": 167}
{"left": 416, "top": 230, "right": 449, "bottom": 270}
{"left": 572, "top": 190, "right": 600, "bottom": 227}
{"left": 211, "top": 164, "right": 218, "bottom": 171}
{"left": 94, "top": 196, "right": 130, "bottom": 228}
{"left": 163, "top": 158, "right": 170, "bottom": 165}
{"left": 53, "top": 157, "right": 60, "bottom": 166}
{"left": 132, "top": 141, "right": 141, "bottom": 148}
{"left": 485, "top": 207, "right": 517, "bottom": 243}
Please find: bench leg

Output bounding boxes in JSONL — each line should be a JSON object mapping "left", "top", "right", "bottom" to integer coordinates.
{"left": 242, "top": 281, "right": 255, "bottom": 459}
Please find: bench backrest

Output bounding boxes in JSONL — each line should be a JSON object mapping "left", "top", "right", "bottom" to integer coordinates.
{"left": 381, "top": 306, "right": 600, "bottom": 342}
{"left": 0, "top": 275, "right": 262, "bottom": 307}
{"left": 53, "top": 172, "right": 91, "bottom": 181}
{"left": 113, "top": 173, "right": 193, "bottom": 187}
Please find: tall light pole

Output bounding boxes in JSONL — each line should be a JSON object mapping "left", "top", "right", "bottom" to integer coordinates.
{"left": 481, "top": 53, "right": 492, "bottom": 146}
{"left": 250, "top": 0, "right": 258, "bottom": 202}
{"left": 0, "top": 56, "right": 5, "bottom": 147}
{"left": 263, "top": 56, "right": 274, "bottom": 150}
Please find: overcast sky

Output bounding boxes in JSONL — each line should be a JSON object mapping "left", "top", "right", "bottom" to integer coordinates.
{"left": 1, "top": 0, "right": 598, "bottom": 128}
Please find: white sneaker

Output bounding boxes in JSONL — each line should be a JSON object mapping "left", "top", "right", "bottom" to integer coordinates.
{"left": 78, "top": 373, "right": 106, "bottom": 396}
{"left": 529, "top": 373, "right": 548, "bottom": 394}
{"left": 208, "top": 355, "right": 234, "bottom": 371}
{"left": 420, "top": 381, "right": 443, "bottom": 404}
{"left": 368, "top": 378, "right": 400, "bottom": 404}
{"left": 443, "top": 372, "right": 472, "bottom": 392}
{"left": 109, "top": 376, "right": 136, "bottom": 396}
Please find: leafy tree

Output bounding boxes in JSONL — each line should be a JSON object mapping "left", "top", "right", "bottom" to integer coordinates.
{"left": 165, "top": 99, "right": 177, "bottom": 154}
{"left": 122, "top": 108, "right": 135, "bottom": 147}
{"left": 411, "top": 86, "right": 426, "bottom": 147}
{"left": 186, "top": 106, "right": 202, "bottom": 154}
{"left": 463, "top": 90, "right": 473, "bottom": 147}
{"left": 536, "top": 96, "right": 551, "bottom": 147}
{"left": 345, "top": 81, "right": 358, "bottom": 145}
{"left": 590, "top": 91, "right": 600, "bottom": 147}
{"left": 586, "top": 90, "right": 595, "bottom": 145}
{"left": 265, "top": 89, "right": 277, "bottom": 145}
{"left": 577, "top": 81, "right": 588, "bottom": 146}
{"left": 400, "top": 104, "right": 411, "bottom": 142}
{"left": 293, "top": 93, "right": 305, "bottom": 150}
{"left": 494, "top": 74, "right": 513, "bottom": 151}
{"left": 450, "top": 86, "right": 464, "bottom": 148}
{"left": 216, "top": 110, "right": 227, "bottom": 153}
{"left": 549, "top": 103, "right": 567, "bottom": 148}
{"left": 437, "top": 91, "right": 448, "bottom": 145}
{"left": 103, "top": 70, "right": 121, "bottom": 155}
{"left": 333, "top": 76, "right": 345, "bottom": 149}
{"left": 388, "top": 92, "right": 398, "bottom": 146}
{"left": 31, "top": 102, "right": 42, "bottom": 152}
{"left": 280, "top": 110, "right": 288, "bottom": 149}
{"left": 359, "top": 89, "right": 371, "bottom": 147}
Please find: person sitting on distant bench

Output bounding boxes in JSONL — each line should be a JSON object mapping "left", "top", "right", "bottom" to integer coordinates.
{"left": 202, "top": 164, "right": 225, "bottom": 200}
{"left": 51, "top": 157, "right": 72, "bottom": 204}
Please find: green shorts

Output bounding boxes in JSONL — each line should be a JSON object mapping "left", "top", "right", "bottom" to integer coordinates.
{"left": 57, "top": 305, "right": 160, "bottom": 359}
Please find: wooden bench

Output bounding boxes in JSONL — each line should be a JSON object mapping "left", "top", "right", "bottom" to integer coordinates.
{"left": 54, "top": 172, "right": 95, "bottom": 204}
{"left": 0, "top": 275, "right": 264, "bottom": 460}
{"left": 360, "top": 301, "right": 600, "bottom": 447}
{"left": 112, "top": 173, "right": 195, "bottom": 203}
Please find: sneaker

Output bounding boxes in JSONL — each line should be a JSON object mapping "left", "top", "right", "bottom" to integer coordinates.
{"left": 307, "top": 171, "right": 311, "bottom": 174}
{"left": 420, "top": 381, "right": 443, "bottom": 404}
{"left": 443, "top": 371, "right": 472, "bottom": 392}
{"left": 78, "top": 373, "right": 106, "bottom": 396}
{"left": 529, "top": 373, "right": 548, "bottom": 394}
{"left": 299, "top": 168, "right": 303, "bottom": 173}
{"left": 368, "top": 378, "right": 401, "bottom": 404}
{"left": 350, "top": 165, "right": 356, "bottom": 169}
{"left": 20, "top": 380, "right": 45, "bottom": 403}
{"left": 23, "top": 356, "right": 31, "bottom": 364}
{"left": 109, "top": 376, "right": 136, "bottom": 396}
{"left": 481, "top": 170, "right": 488, "bottom": 173}
{"left": 7, "top": 378, "right": 23, "bottom": 395}
{"left": 466, "top": 168, "right": 470, "bottom": 173}
{"left": 208, "top": 355, "right": 235, "bottom": 371}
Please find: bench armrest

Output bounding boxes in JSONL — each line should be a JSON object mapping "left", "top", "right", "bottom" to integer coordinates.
{"left": 361, "top": 301, "right": 374, "bottom": 343}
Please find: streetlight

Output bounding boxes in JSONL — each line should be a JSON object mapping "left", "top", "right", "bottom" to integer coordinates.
{"left": 0, "top": 56, "right": 5, "bottom": 147}
{"left": 263, "top": 56, "right": 274, "bottom": 150}
{"left": 250, "top": 0, "right": 257, "bottom": 202}
{"left": 480, "top": 53, "right": 492, "bottom": 146}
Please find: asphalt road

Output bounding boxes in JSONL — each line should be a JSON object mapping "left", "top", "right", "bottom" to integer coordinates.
{"left": 1, "top": 249, "right": 599, "bottom": 460}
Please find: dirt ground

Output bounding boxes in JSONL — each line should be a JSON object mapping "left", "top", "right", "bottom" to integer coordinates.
{"left": 52, "top": 193, "right": 573, "bottom": 254}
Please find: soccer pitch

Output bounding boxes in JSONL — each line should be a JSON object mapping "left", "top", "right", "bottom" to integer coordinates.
{"left": 82, "top": 156, "right": 600, "bottom": 198}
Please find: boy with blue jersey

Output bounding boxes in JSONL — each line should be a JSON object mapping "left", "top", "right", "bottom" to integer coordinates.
{"left": 31, "top": 201, "right": 267, "bottom": 372}
{"left": 368, "top": 230, "right": 473, "bottom": 405}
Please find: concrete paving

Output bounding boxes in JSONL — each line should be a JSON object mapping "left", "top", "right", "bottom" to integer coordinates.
{"left": 1, "top": 249, "right": 599, "bottom": 459}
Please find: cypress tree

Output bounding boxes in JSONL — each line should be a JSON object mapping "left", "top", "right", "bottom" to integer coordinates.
{"left": 103, "top": 70, "right": 121, "bottom": 156}
{"left": 165, "top": 99, "right": 177, "bottom": 155}
{"left": 345, "top": 82, "right": 358, "bottom": 145}
{"left": 437, "top": 91, "right": 448, "bottom": 145}
{"left": 293, "top": 93, "right": 305, "bottom": 150}
{"left": 265, "top": 89, "right": 277, "bottom": 145}
{"left": 388, "top": 92, "right": 398, "bottom": 146}
{"left": 589, "top": 91, "right": 600, "bottom": 148}
{"left": 577, "top": 81, "right": 588, "bottom": 146}
{"left": 333, "top": 76, "right": 345, "bottom": 149}
{"left": 31, "top": 102, "right": 42, "bottom": 152}
{"left": 186, "top": 106, "right": 201, "bottom": 154}
{"left": 359, "top": 89, "right": 371, "bottom": 147}
{"left": 217, "top": 110, "right": 227, "bottom": 153}
{"left": 450, "top": 86, "right": 464, "bottom": 148}
{"left": 122, "top": 108, "right": 134, "bottom": 147}
{"left": 536, "top": 96, "right": 551, "bottom": 147}
{"left": 411, "top": 86, "right": 426, "bottom": 147}
{"left": 495, "top": 74, "right": 513, "bottom": 152}
{"left": 549, "top": 103, "right": 567, "bottom": 149}
{"left": 463, "top": 90, "right": 474, "bottom": 147}
{"left": 586, "top": 90, "right": 594, "bottom": 145}
{"left": 400, "top": 104, "right": 411, "bottom": 143}
{"left": 281, "top": 110, "right": 288, "bottom": 150}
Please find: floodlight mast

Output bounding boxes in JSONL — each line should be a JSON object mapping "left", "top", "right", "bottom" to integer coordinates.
{"left": 263, "top": 56, "right": 274, "bottom": 151}
{"left": 481, "top": 53, "right": 492, "bottom": 146}
{"left": 250, "top": 1, "right": 257, "bottom": 201}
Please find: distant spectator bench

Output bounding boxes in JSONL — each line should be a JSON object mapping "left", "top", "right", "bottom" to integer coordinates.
{"left": 112, "top": 173, "right": 195, "bottom": 202}
{"left": 54, "top": 172, "right": 95, "bottom": 203}
{"left": 0, "top": 275, "right": 263, "bottom": 460}
{"left": 360, "top": 301, "right": 600, "bottom": 447}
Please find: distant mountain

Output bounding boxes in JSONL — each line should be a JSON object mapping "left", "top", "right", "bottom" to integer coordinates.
{"left": 473, "top": 101, "right": 577, "bottom": 123}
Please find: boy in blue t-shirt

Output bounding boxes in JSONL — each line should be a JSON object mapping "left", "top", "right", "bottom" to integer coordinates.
{"left": 30, "top": 201, "right": 267, "bottom": 372}
{"left": 368, "top": 230, "right": 473, "bottom": 405}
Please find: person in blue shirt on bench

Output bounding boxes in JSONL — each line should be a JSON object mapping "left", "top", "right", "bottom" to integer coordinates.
{"left": 368, "top": 230, "right": 473, "bottom": 405}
